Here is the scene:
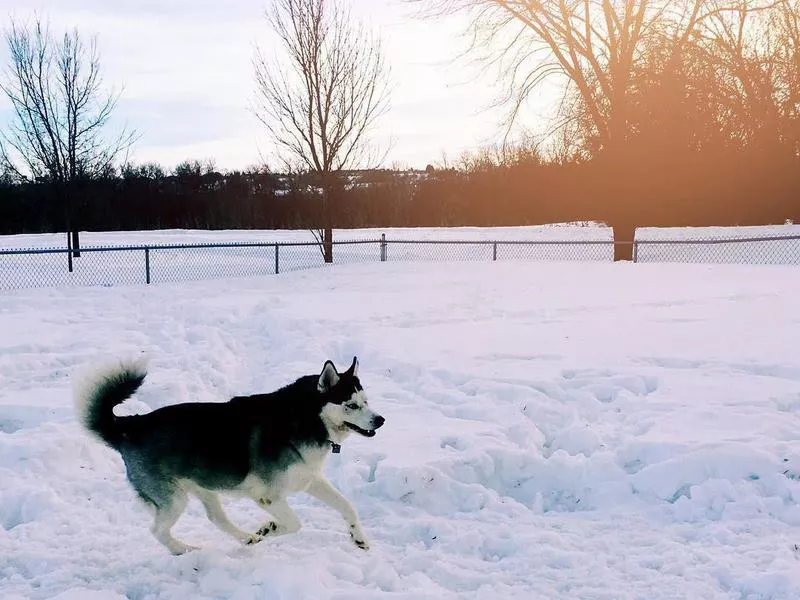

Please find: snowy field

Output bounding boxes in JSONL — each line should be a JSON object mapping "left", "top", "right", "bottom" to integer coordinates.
{"left": 1, "top": 260, "right": 799, "bottom": 599}
{"left": 0, "top": 225, "right": 612, "bottom": 249}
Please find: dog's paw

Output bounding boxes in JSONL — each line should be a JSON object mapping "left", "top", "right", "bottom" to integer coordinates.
{"left": 256, "top": 521, "right": 279, "bottom": 537}
{"left": 245, "top": 521, "right": 280, "bottom": 545}
{"left": 349, "top": 525, "right": 370, "bottom": 551}
{"left": 352, "top": 537, "right": 370, "bottom": 551}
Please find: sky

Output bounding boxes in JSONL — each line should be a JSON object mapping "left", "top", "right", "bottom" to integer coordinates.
{"left": 0, "top": 0, "right": 557, "bottom": 172}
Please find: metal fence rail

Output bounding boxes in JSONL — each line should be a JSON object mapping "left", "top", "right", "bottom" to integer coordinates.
{"left": 1, "top": 233, "right": 798, "bottom": 292}
{"left": 379, "top": 238, "right": 614, "bottom": 263}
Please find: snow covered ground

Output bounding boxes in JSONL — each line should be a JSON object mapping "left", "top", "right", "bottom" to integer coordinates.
{"left": 1, "top": 260, "right": 799, "bottom": 599}
{"left": 635, "top": 223, "right": 799, "bottom": 240}
{"left": 6, "top": 221, "right": 796, "bottom": 250}
{"left": 0, "top": 225, "right": 612, "bottom": 250}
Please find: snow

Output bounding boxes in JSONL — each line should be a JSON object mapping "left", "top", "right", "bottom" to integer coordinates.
{"left": 635, "top": 223, "right": 799, "bottom": 241}
{"left": 1, "top": 258, "right": 800, "bottom": 599}
{"left": 0, "top": 224, "right": 612, "bottom": 250}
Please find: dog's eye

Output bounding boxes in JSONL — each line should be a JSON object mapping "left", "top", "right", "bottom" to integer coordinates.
{"left": 345, "top": 403, "right": 359, "bottom": 410}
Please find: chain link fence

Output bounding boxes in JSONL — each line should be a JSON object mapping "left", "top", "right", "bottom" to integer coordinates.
{"left": 1, "top": 233, "right": 798, "bottom": 292}
{"left": 633, "top": 234, "right": 800, "bottom": 264}
{"left": 0, "top": 240, "right": 378, "bottom": 290}
{"left": 0, "top": 237, "right": 613, "bottom": 291}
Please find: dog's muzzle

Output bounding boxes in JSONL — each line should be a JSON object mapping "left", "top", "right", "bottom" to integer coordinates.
{"left": 344, "top": 415, "right": 385, "bottom": 437}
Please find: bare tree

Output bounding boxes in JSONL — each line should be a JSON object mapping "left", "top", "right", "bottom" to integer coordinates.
{"left": 0, "top": 16, "right": 136, "bottom": 255}
{"left": 412, "top": 1, "right": 721, "bottom": 153}
{"left": 713, "top": 0, "right": 800, "bottom": 153}
{"left": 253, "top": 0, "right": 390, "bottom": 262}
{"left": 777, "top": 0, "right": 800, "bottom": 154}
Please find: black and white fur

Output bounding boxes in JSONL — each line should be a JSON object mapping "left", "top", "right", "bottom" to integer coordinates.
{"left": 73, "top": 356, "right": 384, "bottom": 555}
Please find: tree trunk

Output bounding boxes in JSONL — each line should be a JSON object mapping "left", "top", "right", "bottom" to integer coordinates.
{"left": 63, "top": 181, "right": 81, "bottom": 258}
{"left": 322, "top": 173, "right": 334, "bottom": 263}
{"left": 613, "top": 222, "right": 635, "bottom": 261}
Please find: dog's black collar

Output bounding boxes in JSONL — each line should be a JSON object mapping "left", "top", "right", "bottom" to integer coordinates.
{"left": 293, "top": 440, "right": 341, "bottom": 456}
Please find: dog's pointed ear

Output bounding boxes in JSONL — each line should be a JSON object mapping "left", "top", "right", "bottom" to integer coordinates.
{"left": 344, "top": 356, "right": 359, "bottom": 377}
{"left": 317, "top": 360, "right": 340, "bottom": 392}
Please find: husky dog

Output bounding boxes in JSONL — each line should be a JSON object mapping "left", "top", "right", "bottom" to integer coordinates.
{"left": 73, "top": 356, "right": 384, "bottom": 555}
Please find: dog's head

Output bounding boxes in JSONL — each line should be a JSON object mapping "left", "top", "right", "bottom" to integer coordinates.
{"left": 317, "top": 356, "right": 385, "bottom": 440}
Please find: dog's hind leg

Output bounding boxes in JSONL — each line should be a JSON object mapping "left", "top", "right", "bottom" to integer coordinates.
{"left": 123, "top": 459, "right": 197, "bottom": 555}
{"left": 192, "top": 488, "right": 250, "bottom": 543}
{"left": 245, "top": 498, "right": 302, "bottom": 545}
{"left": 305, "top": 477, "right": 370, "bottom": 550}
{"left": 150, "top": 490, "right": 196, "bottom": 555}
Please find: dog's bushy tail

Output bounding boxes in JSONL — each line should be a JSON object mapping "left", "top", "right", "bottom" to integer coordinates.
{"left": 73, "top": 357, "right": 148, "bottom": 449}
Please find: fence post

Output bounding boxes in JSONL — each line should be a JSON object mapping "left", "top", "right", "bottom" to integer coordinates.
{"left": 380, "top": 233, "right": 387, "bottom": 262}
{"left": 493, "top": 242, "right": 497, "bottom": 261}
{"left": 145, "top": 247, "right": 151, "bottom": 284}
{"left": 632, "top": 240, "right": 638, "bottom": 263}
{"left": 275, "top": 244, "right": 280, "bottom": 274}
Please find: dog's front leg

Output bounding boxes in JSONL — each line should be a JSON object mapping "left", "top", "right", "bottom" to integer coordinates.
{"left": 305, "top": 477, "right": 370, "bottom": 550}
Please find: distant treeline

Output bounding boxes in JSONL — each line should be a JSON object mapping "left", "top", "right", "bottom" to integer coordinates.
{"left": 1, "top": 146, "right": 798, "bottom": 238}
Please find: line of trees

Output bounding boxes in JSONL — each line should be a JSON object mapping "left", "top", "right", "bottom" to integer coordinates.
{"left": 2, "top": 141, "right": 797, "bottom": 235}
{"left": 0, "top": 1, "right": 799, "bottom": 254}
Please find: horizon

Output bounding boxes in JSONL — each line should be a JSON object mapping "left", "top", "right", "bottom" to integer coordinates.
{"left": 0, "top": 0, "right": 556, "bottom": 172}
